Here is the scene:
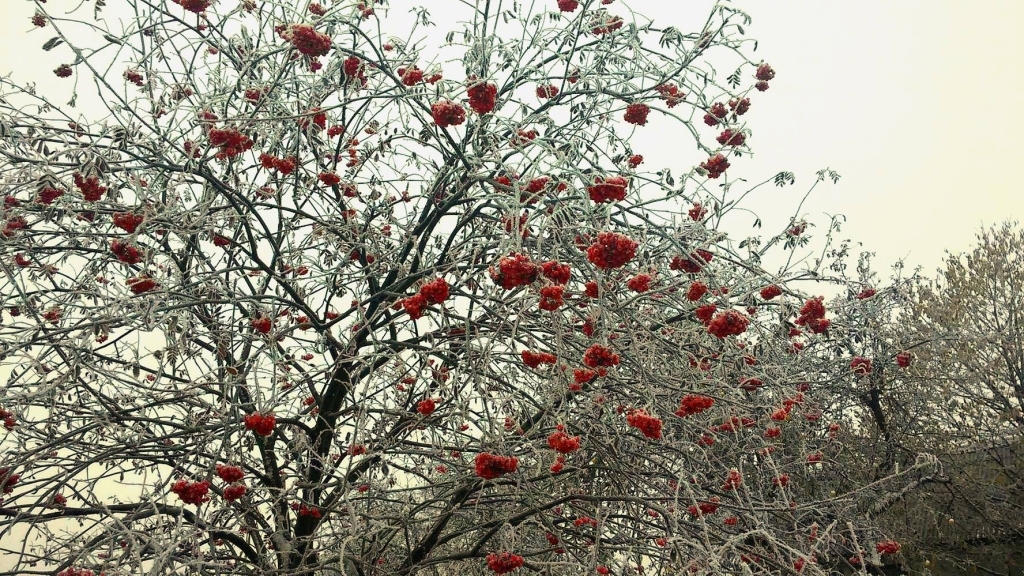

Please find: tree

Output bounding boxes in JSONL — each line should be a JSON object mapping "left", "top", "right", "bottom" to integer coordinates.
{"left": 0, "top": 1, "right": 918, "bottom": 574}
{"left": 890, "top": 223, "right": 1024, "bottom": 573}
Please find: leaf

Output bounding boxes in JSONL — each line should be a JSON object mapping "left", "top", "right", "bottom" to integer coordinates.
{"left": 103, "top": 34, "right": 122, "bottom": 45}
{"left": 43, "top": 37, "right": 63, "bottom": 51}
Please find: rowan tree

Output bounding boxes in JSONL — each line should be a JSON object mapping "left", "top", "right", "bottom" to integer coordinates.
{"left": 1, "top": 1, "right": 919, "bottom": 574}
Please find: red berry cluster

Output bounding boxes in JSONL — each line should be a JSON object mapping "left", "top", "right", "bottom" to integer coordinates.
{"left": 244, "top": 412, "right": 276, "bottom": 436}
{"left": 716, "top": 129, "right": 746, "bottom": 147}
{"left": 112, "top": 212, "right": 145, "bottom": 233}
{"left": 729, "top": 98, "right": 751, "bottom": 116}
{"left": 539, "top": 285, "right": 565, "bottom": 311}
{"left": 583, "top": 344, "right": 619, "bottom": 368}
{"left": 215, "top": 464, "right": 244, "bottom": 483}
{"left": 795, "top": 296, "right": 830, "bottom": 333}
{"left": 223, "top": 484, "right": 247, "bottom": 502}
{"left": 0, "top": 408, "right": 16, "bottom": 431}
{"left": 171, "top": 479, "right": 210, "bottom": 506}
{"left": 475, "top": 453, "right": 518, "bottom": 479}
{"left": 540, "top": 261, "right": 571, "bottom": 285}
{"left": 547, "top": 431, "right": 581, "bottom": 453}
{"left": 587, "top": 175, "right": 628, "bottom": 203}
{"left": 308, "top": 3, "right": 327, "bottom": 15}
{"left": 755, "top": 62, "right": 775, "bottom": 91}
{"left": 850, "top": 356, "right": 872, "bottom": 376}
{"left": 707, "top": 310, "right": 749, "bottom": 339}
{"left": 536, "top": 84, "right": 559, "bottom": 99}
{"left": 686, "top": 281, "right": 708, "bottom": 301}
{"left": 36, "top": 187, "right": 64, "bottom": 205}
{"left": 468, "top": 81, "right": 498, "bottom": 114}
{"left": 722, "top": 469, "right": 742, "bottom": 490}
{"left": 627, "top": 273, "right": 652, "bottom": 293}
{"left": 208, "top": 127, "right": 254, "bottom": 159}
{"left": 739, "top": 377, "right": 763, "bottom": 391}
{"left": 700, "top": 153, "right": 730, "bottom": 179}
{"left": 398, "top": 66, "right": 424, "bottom": 86}
{"left": 172, "top": 0, "right": 212, "bottom": 13}
{"left": 627, "top": 154, "right": 644, "bottom": 168}
{"left": 876, "top": 540, "right": 901, "bottom": 555}
{"left": 856, "top": 288, "right": 876, "bottom": 299}
{"left": 318, "top": 172, "right": 341, "bottom": 186}
{"left": 687, "top": 497, "right": 721, "bottom": 517}
{"left": 416, "top": 398, "right": 436, "bottom": 416}
{"left": 419, "top": 278, "right": 450, "bottom": 304}
{"left": 491, "top": 253, "right": 538, "bottom": 289}
{"left": 522, "top": 350, "right": 557, "bottom": 368}
{"left": 655, "top": 84, "right": 685, "bottom": 108}
{"left": 703, "top": 102, "right": 728, "bottom": 126}
{"left": 73, "top": 173, "right": 106, "bottom": 201}
{"left": 675, "top": 395, "right": 715, "bottom": 417}
{"left": 695, "top": 304, "right": 717, "bottom": 326}
{"left": 260, "top": 152, "right": 296, "bottom": 172}
{"left": 284, "top": 24, "right": 332, "bottom": 57}
{"left": 591, "top": 15, "right": 624, "bottom": 35}
{"left": 124, "top": 69, "right": 144, "bottom": 86}
{"left": 486, "top": 552, "right": 524, "bottom": 574}
{"left": 896, "top": 351, "right": 912, "bottom": 368}
{"left": 0, "top": 467, "right": 19, "bottom": 494}
{"left": 343, "top": 56, "right": 369, "bottom": 87}
{"left": 688, "top": 202, "right": 708, "bottom": 221}
{"left": 587, "top": 232, "right": 638, "bottom": 270}
{"left": 626, "top": 409, "right": 663, "bottom": 440}
{"left": 760, "top": 285, "right": 782, "bottom": 300}
{"left": 251, "top": 316, "right": 272, "bottom": 334}
{"left": 431, "top": 100, "right": 466, "bottom": 127}
{"left": 111, "top": 240, "right": 142, "bottom": 264}
{"left": 127, "top": 275, "right": 159, "bottom": 294}
{"left": 557, "top": 0, "right": 579, "bottom": 12}
{"left": 623, "top": 103, "right": 650, "bottom": 125}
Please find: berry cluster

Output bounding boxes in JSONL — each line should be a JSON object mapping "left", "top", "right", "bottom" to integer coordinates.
{"left": 587, "top": 175, "right": 628, "bottom": 203}
{"left": 760, "top": 285, "right": 782, "bottom": 300}
{"left": 475, "top": 453, "right": 519, "bottom": 479}
{"left": 686, "top": 281, "right": 708, "bottom": 301}
{"left": 172, "top": 0, "right": 213, "bottom": 13}
{"left": 127, "top": 275, "right": 159, "bottom": 294}
{"left": 171, "top": 479, "right": 210, "bottom": 506}
{"left": 343, "top": 56, "right": 369, "bottom": 87}
{"left": 244, "top": 412, "right": 276, "bottom": 436}
{"left": 111, "top": 240, "right": 142, "bottom": 265}
{"left": 627, "top": 273, "right": 652, "bottom": 293}
{"left": 467, "top": 81, "right": 498, "bottom": 114}
{"left": 556, "top": 0, "right": 579, "bottom": 12}
{"left": 850, "top": 356, "right": 872, "bottom": 376}
{"left": 876, "top": 540, "right": 901, "bottom": 555}
{"left": 73, "top": 173, "right": 106, "bottom": 201}
{"left": 522, "top": 350, "right": 558, "bottom": 368}
{"left": 215, "top": 464, "right": 244, "bottom": 483}
{"left": 626, "top": 409, "right": 663, "bottom": 440}
{"left": 795, "top": 296, "right": 830, "bottom": 333}
{"left": 623, "top": 103, "right": 650, "bottom": 125}
{"left": 208, "top": 127, "right": 254, "bottom": 159}
{"left": 284, "top": 24, "right": 332, "bottom": 57}
{"left": 536, "top": 84, "right": 559, "bottom": 99}
{"left": 431, "top": 101, "right": 466, "bottom": 127}
{"left": 587, "top": 232, "right": 638, "bottom": 270}
{"left": 491, "top": 253, "right": 538, "bottom": 289}
{"left": 540, "top": 261, "right": 571, "bottom": 284}
{"left": 707, "top": 310, "right": 749, "bottom": 339}
{"left": 547, "top": 431, "right": 581, "bottom": 453}
{"left": 538, "top": 285, "right": 565, "bottom": 311}
{"left": 583, "top": 344, "right": 619, "bottom": 368}
{"left": 398, "top": 66, "right": 423, "bottom": 86}
{"left": 716, "top": 129, "right": 746, "bottom": 147}
{"left": 655, "top": 84, "right": 685, "bottom": 108}
{"left": 112, "top": 212, "right": 145, "bottom": 233}
{"left": 486, "top": 552, "right": 524, "bottom": 574}
{"left": 676, "top": 395, "right": 715, "bottom": 418}
{"left": 700, "top": 153, "right": 730, "bottom": 179}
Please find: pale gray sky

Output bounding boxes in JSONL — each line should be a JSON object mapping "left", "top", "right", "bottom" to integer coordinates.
{"left": 2, "top": 0, "right": 1022, "bottom": 276}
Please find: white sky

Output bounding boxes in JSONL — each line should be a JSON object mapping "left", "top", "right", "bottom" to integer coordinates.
{"left": 2, "top": 0, "right": 1022, "bottom": 276}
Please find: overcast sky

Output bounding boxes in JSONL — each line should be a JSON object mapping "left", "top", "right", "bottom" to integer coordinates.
{"left": 3, "top": 0, "right": 1022, "bottom": 277}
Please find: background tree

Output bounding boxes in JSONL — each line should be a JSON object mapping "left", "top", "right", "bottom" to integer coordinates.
{"left": 892, "top": 223, "right": 1024, "bottom": 574}
{"left": 1, "top": 1, "right": 921, "bottom": 575}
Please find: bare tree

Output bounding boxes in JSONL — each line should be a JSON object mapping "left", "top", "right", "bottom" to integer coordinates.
{"left": 0, "top": 1, "right": 919, "bottom": 574}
